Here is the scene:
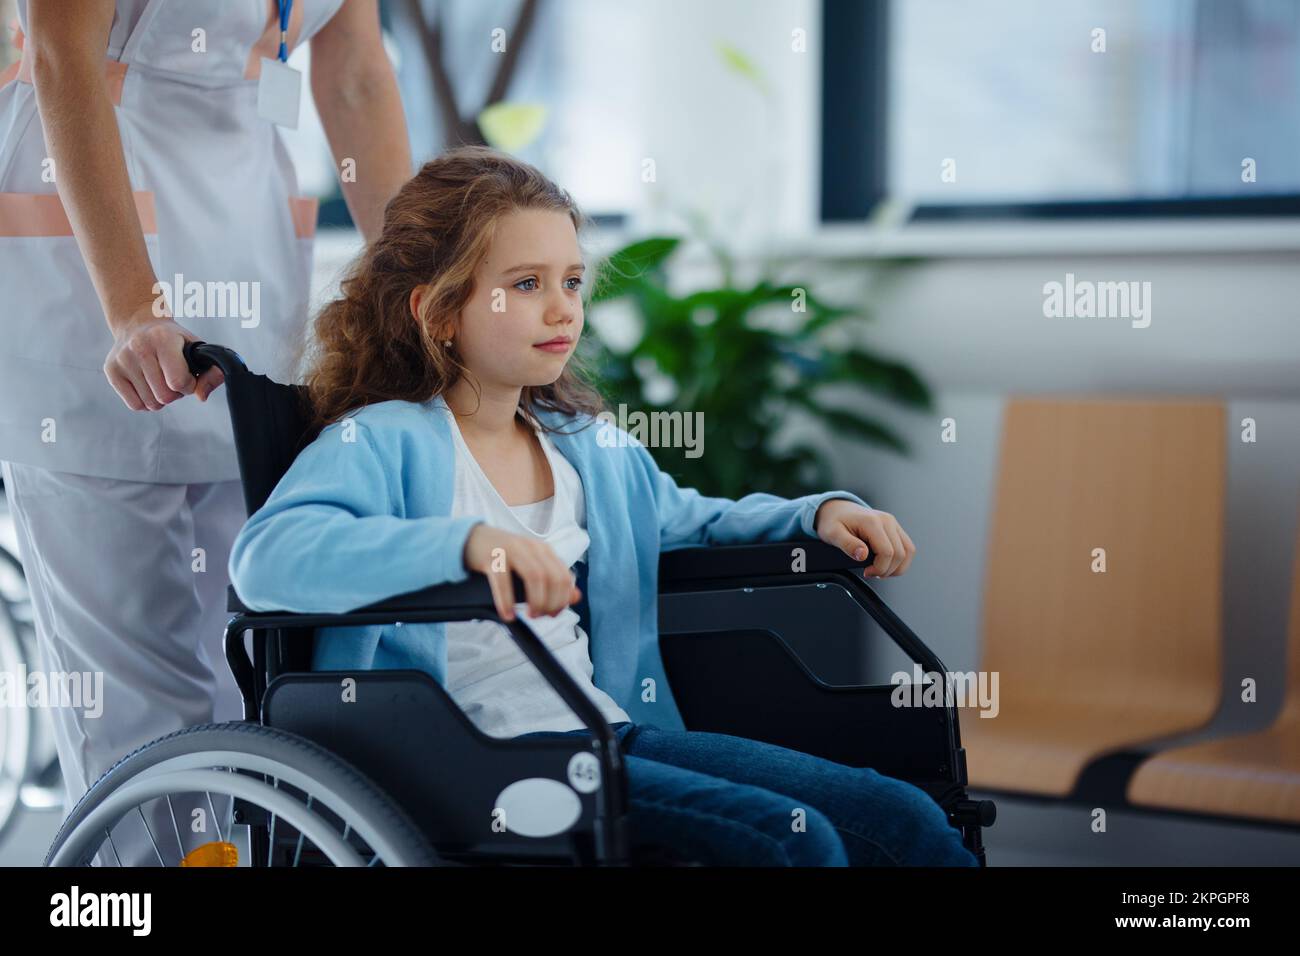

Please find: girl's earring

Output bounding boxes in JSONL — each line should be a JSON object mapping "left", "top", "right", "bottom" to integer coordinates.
{"left": 443, "top": 340, "right": 453, "bottom": 348}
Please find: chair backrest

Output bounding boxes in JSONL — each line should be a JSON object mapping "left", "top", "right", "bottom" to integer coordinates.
{"left": 185, "top": 343, "right": 319, "bottom": 516}
{"left": 980, "top": 398, "right": 1225, "bottom": 726}
{"left": 1279, "top": 494, "right": 1300, "bottom": 726}
{"left": 185, "top": 343, "right": 323, "bottom": 682}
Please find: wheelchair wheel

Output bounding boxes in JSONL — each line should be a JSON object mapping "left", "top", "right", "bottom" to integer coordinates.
{"left": 0, "top": 541, "right": 62, "bottom": 829}
{"left": 45, "top": 722, "right": 442, "bottom": 867}
{"left": 0, "top": 562, "right": 32, "bottom": 846}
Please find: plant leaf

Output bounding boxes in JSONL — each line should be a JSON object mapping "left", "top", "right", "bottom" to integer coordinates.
{"left": 476, "top": 102, "right": 548, "bottom": 152}
{"left": 819, "top": 350, "right": 933, "bottom": 409}
{"left": 590, "top": 237, "right": 681, "bottom": 303}
{"left": 790, "top": 393, "right": 910, "bottom": 454}
{"left": 714, "top": 40, "right": 769, "bottom": 95}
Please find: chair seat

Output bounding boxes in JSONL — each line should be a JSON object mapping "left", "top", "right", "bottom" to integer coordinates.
{"left": 960, "top": 694, "right": 1218, "bottom": 796}
{"left": 967, "top": 400, "right": 1226, "bottom": 799}
{"left": 1126, "top": 701, "right": 1300, "bottom": 824}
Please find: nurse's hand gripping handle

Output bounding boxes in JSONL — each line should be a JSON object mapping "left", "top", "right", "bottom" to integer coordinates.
{"left": 104, "top": 312, "right": 224, "bottom": 409}
{"left": 183, "top": 339, "right": 237, "bottom": 398}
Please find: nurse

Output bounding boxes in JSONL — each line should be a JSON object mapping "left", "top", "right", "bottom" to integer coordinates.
{"left": 0, "top": 0, "right": 411, "bottom": 862}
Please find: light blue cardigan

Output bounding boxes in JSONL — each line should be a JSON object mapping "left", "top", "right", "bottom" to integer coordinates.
{"left": 227, "top": 395, "right": 869, "bottom": 730}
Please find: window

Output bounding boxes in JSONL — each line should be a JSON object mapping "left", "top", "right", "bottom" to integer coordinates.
{"left": 822, "top": 0, "right": 1300, "bottom": 221}
{"left": 285, "top": 0, "right": 645, "bottom": 230}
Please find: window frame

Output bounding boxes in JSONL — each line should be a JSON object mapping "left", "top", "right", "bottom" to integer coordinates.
{"left": 820, "top": 0, "right": 1300, "bottom": 225}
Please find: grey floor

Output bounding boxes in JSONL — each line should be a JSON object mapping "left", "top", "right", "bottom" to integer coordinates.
{"left": 5, "top": 790, "right": 1300, "bottom": 866}
{"left": 966, "top": 789, "right": 1300, "bottom": 866}
{"left": 0, "top": 806, "right": 58, "bottom": 867}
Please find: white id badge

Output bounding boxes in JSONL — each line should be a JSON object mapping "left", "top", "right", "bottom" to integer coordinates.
{"left": 257, "top": 58, "right": 302, "bottom": 128}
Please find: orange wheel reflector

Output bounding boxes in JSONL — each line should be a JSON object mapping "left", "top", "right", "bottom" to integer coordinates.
{"left": 180, "top": 842, "right": 239, "bottom": 867}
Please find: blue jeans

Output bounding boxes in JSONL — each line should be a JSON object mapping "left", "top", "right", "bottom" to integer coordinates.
{"left": 515, "top": 721, "right": 979, "bottom": 867}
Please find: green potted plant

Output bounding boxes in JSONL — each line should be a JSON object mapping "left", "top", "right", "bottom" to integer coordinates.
{"left": 586, "top": 233, "right": 933, "bottom": 500}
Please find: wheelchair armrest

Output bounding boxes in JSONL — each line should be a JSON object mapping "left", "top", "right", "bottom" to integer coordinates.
{"left": 226, "top": 571, "right": 524, "bottom": 616}
{"left": 658, "top": 539, "right": 871, "bottom": 586}
{"left": 224, "top": 537, "right": 871, "bottom": 611}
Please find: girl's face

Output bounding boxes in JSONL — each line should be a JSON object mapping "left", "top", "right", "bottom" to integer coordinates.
{"left": 454, "top": 207, "right": 585, "bottom": 391}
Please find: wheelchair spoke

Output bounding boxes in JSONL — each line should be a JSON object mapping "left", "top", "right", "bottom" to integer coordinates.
{"left": 292, "top": 795, "right": 312, "bottom": 867}
{"left": 164, "top": 794, "right": 184, "bottom": 859}
{"left": 205, "top": 790, "right": 225, "bottom": 843}
{"left": 136, "top": 805, "right": 166, "bottom": 866}
{"left": 104, "top": 829, "right": 122, "bottom": 867}
{"left": 266, "top": 776, "right": 278, "bottom": 867}
{"left": 224, "top": 769, "right": 235, "bottom": 840}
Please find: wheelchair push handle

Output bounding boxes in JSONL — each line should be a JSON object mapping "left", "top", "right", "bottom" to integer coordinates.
{"left": 183, "top": 339, "right": 214, "bottom": 376}
{"left": 182, "top": 339, "right": 249, "bottom": 382}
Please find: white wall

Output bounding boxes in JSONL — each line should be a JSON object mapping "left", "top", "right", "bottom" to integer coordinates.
{"left": 816, "top": 251, "right": 1300, "bottom": 744}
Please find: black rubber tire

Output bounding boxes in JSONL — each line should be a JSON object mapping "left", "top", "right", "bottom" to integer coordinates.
{"left": 44, "top": 721, "right": 442, "bottom": 867}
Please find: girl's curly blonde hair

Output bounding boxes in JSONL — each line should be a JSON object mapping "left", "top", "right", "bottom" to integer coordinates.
{"left": 302, "top": 145, "right": 607, "bottom": 434}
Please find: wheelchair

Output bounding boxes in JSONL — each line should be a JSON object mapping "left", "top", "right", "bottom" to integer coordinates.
{"left": 43, "top": 342, "right": 995, "bottom": 867}
{"left": 0, "top": 483, "right": 61, "bottom": 846}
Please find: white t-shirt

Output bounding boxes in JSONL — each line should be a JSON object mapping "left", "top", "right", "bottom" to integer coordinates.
{"left": 441, "top": 403, "right": 632, "bottom": 739}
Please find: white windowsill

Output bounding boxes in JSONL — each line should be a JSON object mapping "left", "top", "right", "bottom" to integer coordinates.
{"left": 311, "top": 215, "right": 1300, "bottom": 270}
{"left": 762, "top": 218, "right": 1300, "bottom": 260}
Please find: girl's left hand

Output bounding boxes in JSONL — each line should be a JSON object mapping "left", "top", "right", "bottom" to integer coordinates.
{"left": 814, "top": 499, "right": 916, "bottom": 578}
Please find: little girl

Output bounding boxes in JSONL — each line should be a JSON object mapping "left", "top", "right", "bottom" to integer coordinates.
{"left": 228, "top": 145, "right": 976, "bottom": 867}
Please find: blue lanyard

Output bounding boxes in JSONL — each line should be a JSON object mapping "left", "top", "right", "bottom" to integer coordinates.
{"left": 278, "top": 0, "right": 293, "bottom": 62}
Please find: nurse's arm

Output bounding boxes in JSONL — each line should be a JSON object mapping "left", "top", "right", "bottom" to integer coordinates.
{"left": 25, "top": 0, "right": 215, "bottom": 410}
{"left": 311, "top": 0, "right": 411, "bottom": 244}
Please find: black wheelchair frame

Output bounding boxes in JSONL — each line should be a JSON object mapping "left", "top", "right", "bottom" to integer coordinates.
{"left": 186, "top": 341, "right": 995, "bottom": 866}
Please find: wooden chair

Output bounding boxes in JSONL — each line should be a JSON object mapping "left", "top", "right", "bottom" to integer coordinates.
{"left": 1126, "top": 497, "right": 1300, "bottom": 824}
{"left": 959, "top": 398, "right": 1225, "bottom": 796}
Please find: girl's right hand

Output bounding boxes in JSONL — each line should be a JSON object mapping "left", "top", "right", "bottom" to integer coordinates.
{"left": 462, "top": 524, "right": 581, "bottom": 622}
